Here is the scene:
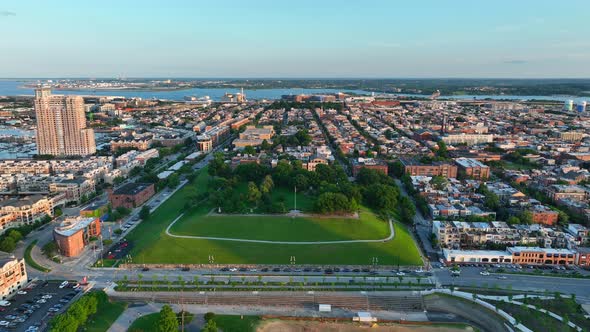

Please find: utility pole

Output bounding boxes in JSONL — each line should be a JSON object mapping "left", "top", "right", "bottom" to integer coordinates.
{"left": 294, "top": 186, "right": 297, "bottom": 211}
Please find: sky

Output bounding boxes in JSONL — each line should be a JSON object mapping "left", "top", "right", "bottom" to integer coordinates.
{"left": 1, "top": 0, "right": 589, "bottom": 78}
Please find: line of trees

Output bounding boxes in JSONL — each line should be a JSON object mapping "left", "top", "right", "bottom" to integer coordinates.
{"left": 0, "top": 216, "right": 51, "bottom": 253}
{"left": 206, "top": 151, "right": 417, "bottom": 220}
{"left": 49, "top": 291, "right": 105, "bottom": 332}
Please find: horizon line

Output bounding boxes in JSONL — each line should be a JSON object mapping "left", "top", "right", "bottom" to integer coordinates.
{"left": 2, "top": 77, "right": 590, "bottom": 80}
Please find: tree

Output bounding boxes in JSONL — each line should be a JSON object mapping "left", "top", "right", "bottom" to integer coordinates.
{"left": 201, "top": 319, "right": 218, "bottom": 332}
{"left": 436, "top": 140, "right": 448, "bottom": 158}
{"left": 259, "top": 175, "right": 274, "bottom": 194}
{"left": 272, "top": 159, "right": 294, "bottom": 186}
{"left": 139, "top": 205, "right": 150, "bottom": 220}
{"left": 507, "top": 216, "right": 521, "bottom": 225}
{"left": 167, "top": 173, "right": 180, "bottom": 189}
{"left": 356, "top": 167, "right": 383, "bottom": 186}
{"left": 157, "top": 305, "right": 179, "bottom": 332}
{"left": 315, "top": 192, "right": 356, "bottom": 214}
{"left": 399, "top": 196, "right": 416, "bottom": 224}
{"left": 390, "top": 161, "right": 405, "bottom": 178}
{"left": 69, "top": 302, "right": 89, "bottom": 325}
{"left": 292, "top": 174, "right": 309, "bottom": 190}
{"left": 7, "top": 230, "right": 22, "bottom": 243}
{"left": 430, "top": 176, "right": 448, "bottom": 191}
{"left": 247, "top": 181, "right": 261, "bottom": 204}
{"left": 557, "top": 211, "right": 569, "bottom": 226}
{"left": 519, "top": 210, "right": 533, "bottom": 225}
{"left": 235, "top": 163, "right": 268, "bottom": 182}
{"left": 208, "top": 153, "right": 231, "bottom": 178}
{"left": 260, "top": 139, "right": 271, "bottom": 151}
{"left": 364, "top": 184, "right": 399, "bottom": 212}
{"left": 204, "top": 312, "right": 216, "bottom": 322}
{"left": 0, "top": 237, "right": 16, "bottom": 253}
{"left": 243, "top": 145, "right": 256, "bottom": 155}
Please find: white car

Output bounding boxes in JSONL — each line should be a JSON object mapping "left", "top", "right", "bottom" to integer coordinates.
{"left": 17, "top": 291, "right": 27, "bottom": 295}
{"left": 396, "top": 272, "right": 405, "bottom": 276}
{"left": 414, "top": 268, "right": 424, "bottom": 273}
{"left": 36, "top": 299, "right": 46, "bottom": 304}
{"left": 42, "top": 295, "right": 53, "bottom": 299}
{"left": 480, "top": 271, "right": 490, "bottom": 276}
{"left": 0, "top": 321, "right": 9, "bottom": 327}
{"left": 59, "top": 281, "right": 69, "bottom": 288}
{"left": 229, "top": 268, "right": 238, "bottom": 272}
{"left": 0, "top": 301, "right": 10, "bottom": 307}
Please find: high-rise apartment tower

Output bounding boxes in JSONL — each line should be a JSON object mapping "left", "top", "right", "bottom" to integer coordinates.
{"left": 34, "top": 87, "right": 96, "bottom": 156}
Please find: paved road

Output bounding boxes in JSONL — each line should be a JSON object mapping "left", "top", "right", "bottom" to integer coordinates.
{"left": 166, "top": 214, "right": 396, "bottom": 244}
{"left": 433, "top": 266, "right": 590, "bottom": 303}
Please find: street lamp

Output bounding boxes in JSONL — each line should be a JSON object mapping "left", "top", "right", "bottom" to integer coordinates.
{"left": 208, "top": 255, "right": 215, "bottom": 280}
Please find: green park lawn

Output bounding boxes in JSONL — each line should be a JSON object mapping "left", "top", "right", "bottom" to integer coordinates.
{"left": 126, "top": 168, "right": 422, "bottom": 266}
{"left": 128, "top": 313, "right": 159, "bottom": 332}
{"left": 213, "top": 315, "right": 261, "bottom": 332}
{"left": 170, "top": 207, "right": 389, "bottom": 242}
{"left": 79, "top": 292, "right": 127, "bottom": 332}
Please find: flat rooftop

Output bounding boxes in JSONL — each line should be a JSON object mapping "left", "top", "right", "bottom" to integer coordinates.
{"left": 54, "top": 217, "right": 96, "bottom": 237}
{"left": 112, "top": 182, "right": 153, "bottom": 196}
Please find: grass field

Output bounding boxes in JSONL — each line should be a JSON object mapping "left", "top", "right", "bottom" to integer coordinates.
{"left": 128, "top": 313, "right": 158, "bottom": 332}
{"left": 127, "top": 168, "right": 422, "bottom": 266}
{"left": 80, "top": 292, "right": 127, "bottom": 332}
{"left": 171, "top": 208, "right": 389, "bottom": 242}
{"left": 213, "top": 315, "right": 261, "bottom": 332}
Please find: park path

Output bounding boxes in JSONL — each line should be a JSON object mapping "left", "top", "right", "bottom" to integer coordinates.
{"left": 165, "top": 213, "right": 395, "bottom": 245}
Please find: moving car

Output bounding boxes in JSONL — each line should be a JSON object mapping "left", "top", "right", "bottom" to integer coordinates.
{"left": 480, "top": 271, "right": 490, "bottom": 276}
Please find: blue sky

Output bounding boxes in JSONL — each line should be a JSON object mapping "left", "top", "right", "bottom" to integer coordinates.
{"left": 1, "top": 0, "right": 589, "bottom": 78}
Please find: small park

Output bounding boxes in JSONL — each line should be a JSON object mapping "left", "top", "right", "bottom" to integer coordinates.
{"left": 124, "top": 155, "right": 422, "bottom": 266}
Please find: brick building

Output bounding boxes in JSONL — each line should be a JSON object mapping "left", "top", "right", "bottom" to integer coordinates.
{"left": 577, "top": 247, "right": 590, "bottom": 267}
{"left": 109, "top": 183, "right": 155, "bottom": 209}
{"left": 508, "top": 247, "right": 576, "bottom": 265}
{"left": 53, "top": 217, "right": 101, "bottom": 257}
{"left": 454, "top": 157, "right": 490, "bottom": 180}
{"left": 529, "top": 205, "right": 559, "bottom": 226}
{"left": 351, "top": 158, "right": 388, "bottom": 177}
{"left": 401, "top": 158, "right": 458, "bottom": 178}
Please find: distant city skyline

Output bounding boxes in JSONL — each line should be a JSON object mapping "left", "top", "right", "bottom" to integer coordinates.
{"left": 1, "top": 0, "right": 589, "bottom": 78}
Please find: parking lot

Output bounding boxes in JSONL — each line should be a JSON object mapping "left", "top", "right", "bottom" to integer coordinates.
{"left": 104, "top": 239, "right": 132, "bottom": 261}
{"left": 0, "top": 281, "right": 81, "bottom": 332}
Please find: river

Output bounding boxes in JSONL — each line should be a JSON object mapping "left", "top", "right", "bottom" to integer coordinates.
{"left": 0, "top": 80, "right": 587, "bottom": 103}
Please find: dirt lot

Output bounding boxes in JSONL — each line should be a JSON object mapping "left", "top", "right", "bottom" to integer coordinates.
{"left": 257, "top": 320, "right": 474, "bottom": 332}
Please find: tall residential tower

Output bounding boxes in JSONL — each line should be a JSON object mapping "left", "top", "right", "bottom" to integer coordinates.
{"left": 34, "top": 87, "right": 96, "bottom": 156}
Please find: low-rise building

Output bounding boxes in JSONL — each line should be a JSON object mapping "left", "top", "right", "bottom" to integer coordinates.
{"left": 401, "top": 158, "right": 458, "bottom": 178}
{"left": 455, "top": 157, "right": 490, "bottom": 180}
{"left": 351, "top": 158, "right": 388, "bottom": 176}
{"left": 53, "top": 217, "right": 101, "bottom": 257}
{"left": 233, "top": 125, "right": 275, "bottom": 149}
{"left": 529, "top": 205, "right": 559, "bottom": 226}
{"left": 109, "top": 183, "right": 155, "bottom": 209}
{"left": 0, "top": 255, "right": 27, "bottom": 300}
{"left": 0, "top": 195, "right": 54, "bottom": 232}
{"left": 508, "top": 246, "right": 576, "bottom": 265}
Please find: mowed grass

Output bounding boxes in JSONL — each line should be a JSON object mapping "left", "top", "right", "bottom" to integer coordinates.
{"left": 80, "top": 292, "right": 127, "bottom": 332}
{"left": 213, "top": 315, "right": 261, "bottom": 332}
{"left": 128, "top": 313, "right": 159, "bottom": 332}
{"left": 127, "top": 168, "right": 422, "bottom": 266}
{"left": 171, "top": 208, "right": 389, "bottom": 242}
